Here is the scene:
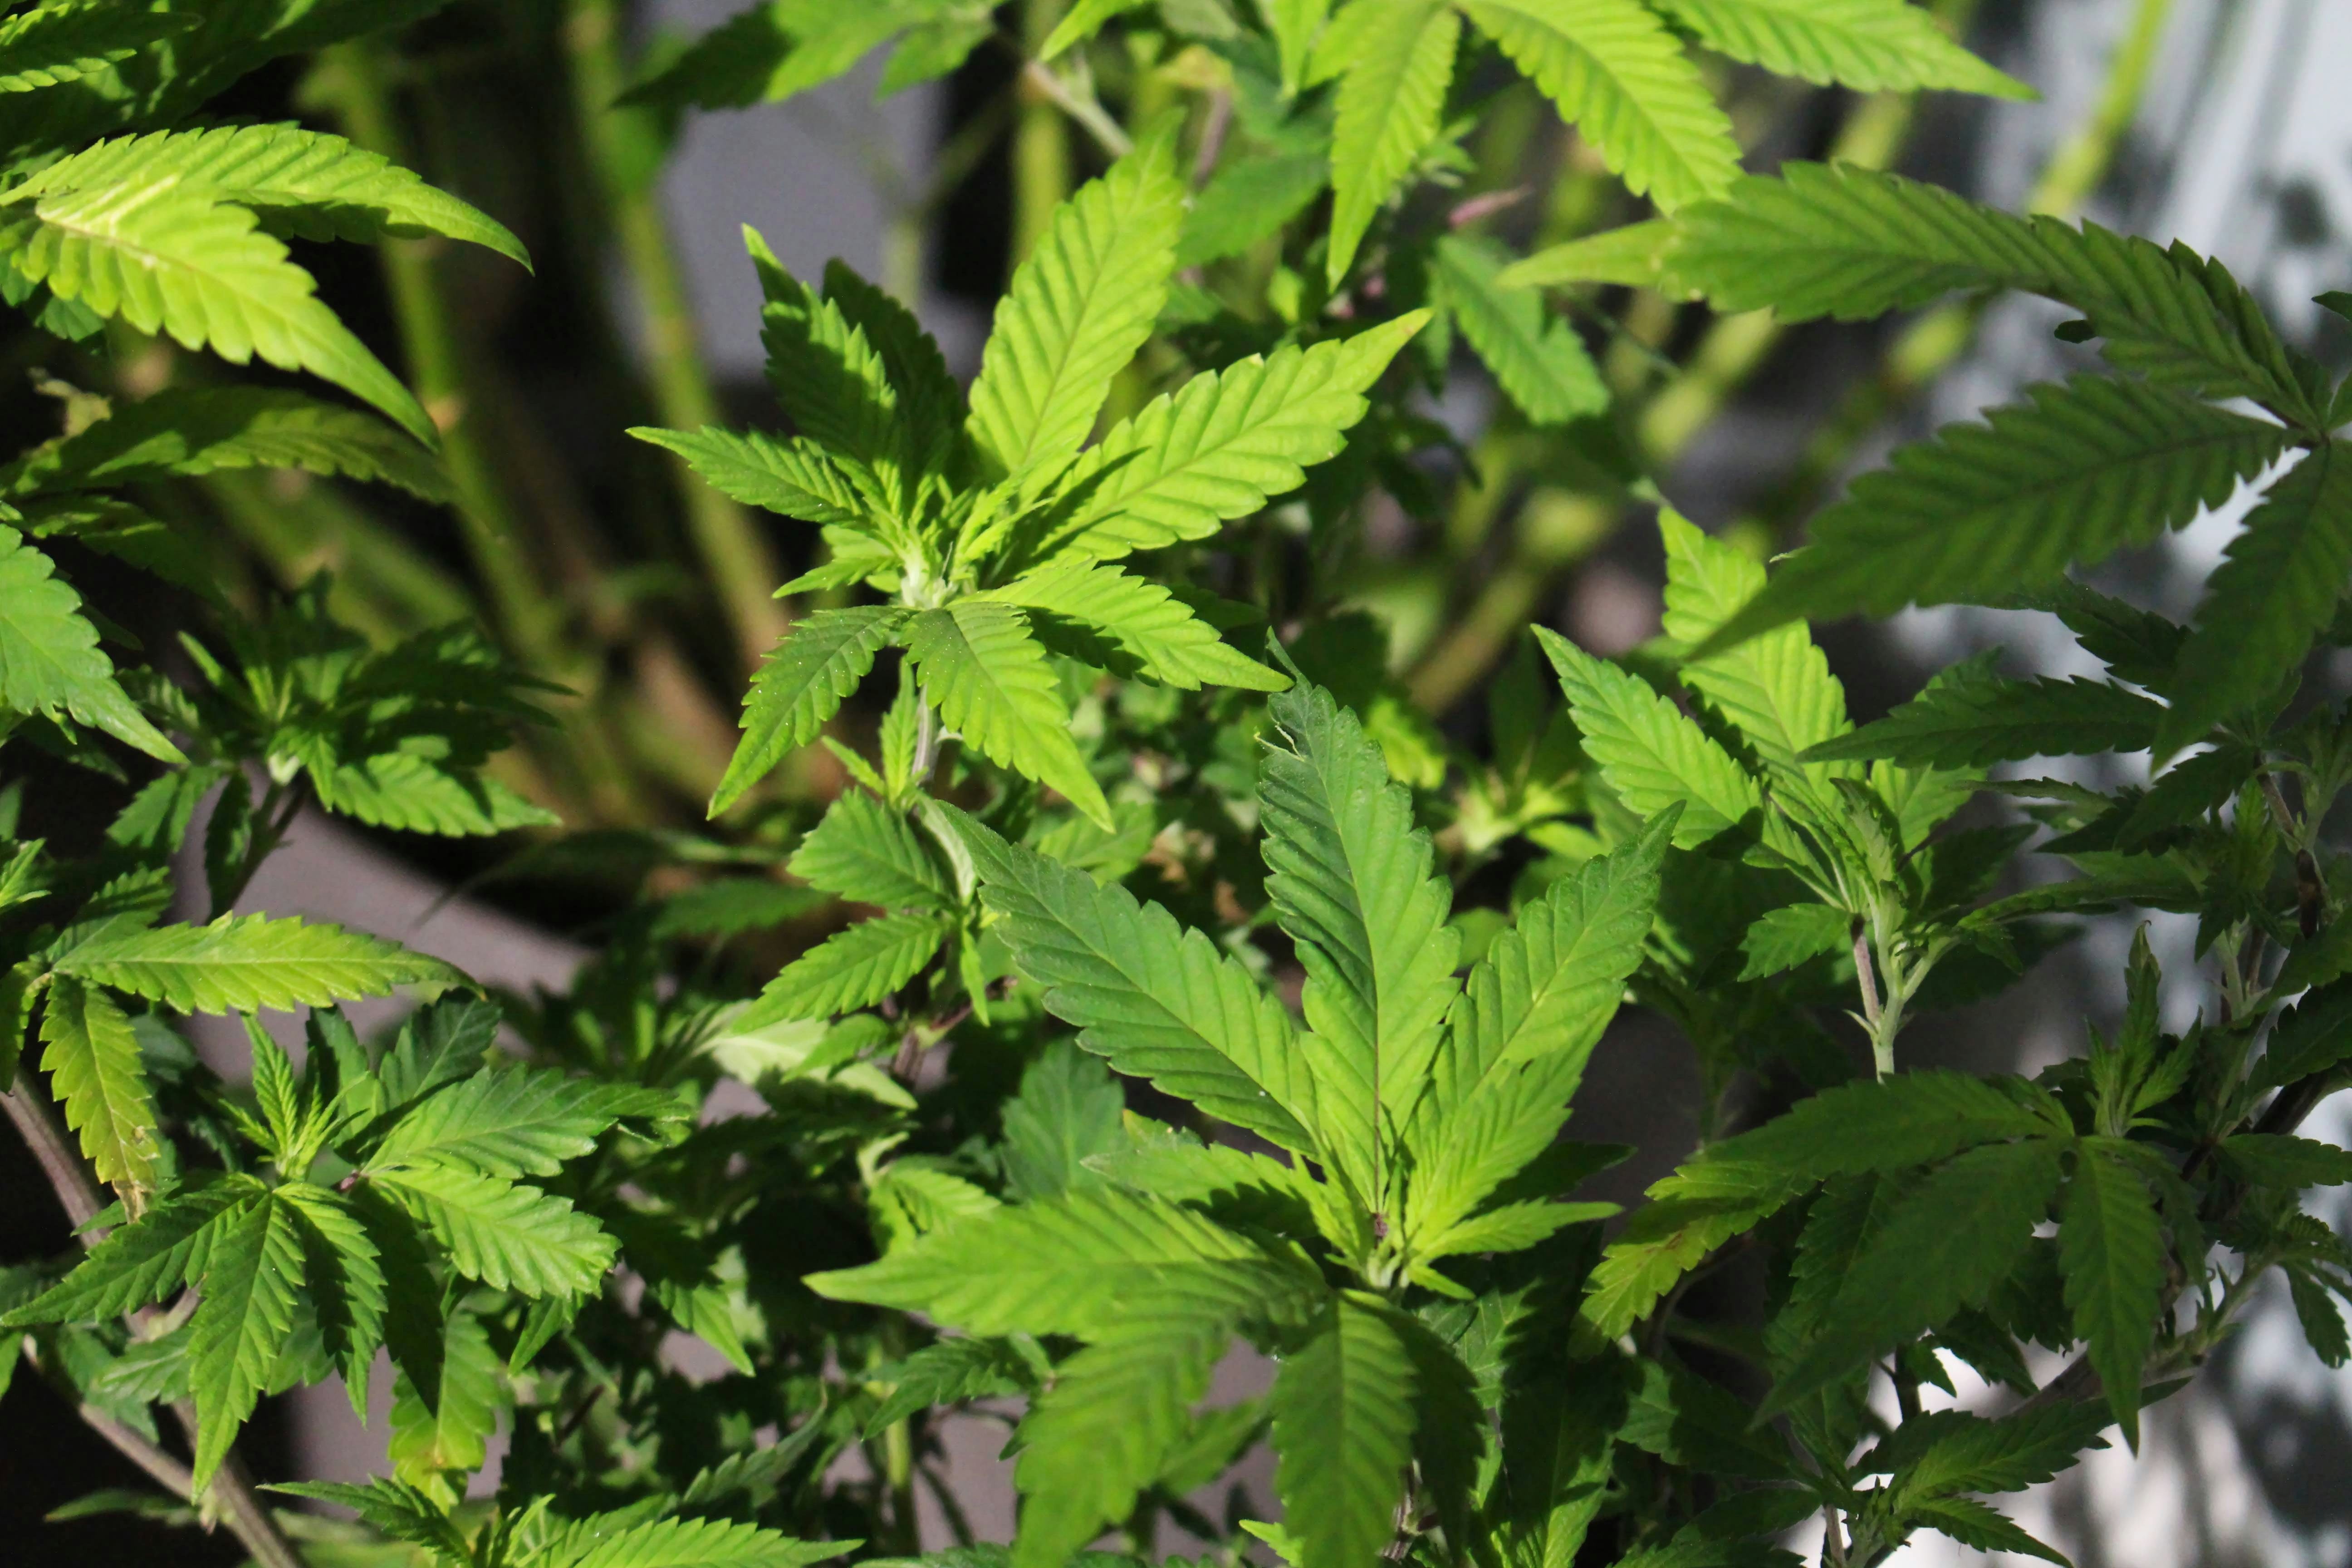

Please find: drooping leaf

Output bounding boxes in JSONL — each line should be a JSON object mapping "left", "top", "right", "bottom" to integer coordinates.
{"left": 53, "top": 913, "right": 462, "bottom": 1014}
{"left": 1646, "top": 0, "right": 2028, "bottom": 96}
{"left": 2058, "top": 1139, "right": 2165, "bottom": 1443}
{"left": 37, "top": 972, "right": 158, "bottom": 1201}
{"left": 941, "top": 807, "right": 1323, "bottom": 1154}
{"left": 0, "top": 525, "right": 179, "bottom": 760}
{"left": 0, "top": 183, "right": 432, "bottom": 440}
{"left": 1537, "top": 626, "right": 1762, "bottom": 846}
{"left": 1270, "top": 1293, "right": 1418, "bottom": 1568}
{"left": 186, "top": 1191, "right": 304, "bottom": 1486}
{"left": 369, "top": 1163, "right": 618, "bottom": 1299}
{"left": 1326, "top": 0, "right": 1460, "bottom": 284}
{"left": 737, "top": 911, "right": 951, "bottom": 1025}
{"left": 1434, "top": 232, "right": 1608, "bottom": 425}
{"left": 279, "top": 1183, "right": 387, "bottom": 1418}
{"left": 1464, "top": 0, "right": 1741, "bottom": 211}
{"left": 1260, "top": 680, "right": 1461, "bottom": 1196}
{"left": 386, "top": 1296, "right": 499, "bottom": 1484}
{"left": 903, "top": 601, "right": 1112, "bottom": 826}
{"left": 967, "top": 131, "right": 1186, "bottom": 481}
{"left": 1806, "top": 651, "right": 2165, "bottom": 766}
{"left": 712, "top": 607, "right": 908, "bottom": 815}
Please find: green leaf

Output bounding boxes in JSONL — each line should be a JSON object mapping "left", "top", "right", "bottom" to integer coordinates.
{"left": 1658, "top": 508, "right": 1853, "bottom": 785}
{"left": 713, "top": 606, "right": 908, "bottom": 816}
{"left": 0, "top": 183, "right": 432, "bottom": 441}
{"left": 805, "top": 1187, "right": 1320, "bottom": 1337}
{"left": 1536, "top": 625, "right": 1761, "bottom": 846}
{"left": 369, "top": 1162, "right": 617, "bottom": 1298}
{"left": 1646, "top": 0, "right": 2028, "bottom": 96}
{"left": 1901, "top": 1495, "right": 2069, "bottom": 1566}
{"left": 5, "top": 387, "right": 453, "bottom": 502}
{"left": 0, "top": 525, "right": 179, "bottom": 760}
{"left": 266, "top": 1479, "right": 468, "bottom": 1558}
{"left": 563, "top": 1517, "right": 851, "bottom": 1568}
{"left": 279, "top": 1183, "right": 386, "bottom": 1418}
{"left": 1435, "top": 233, "right": 1608, "bottom": 425}
{"left": 2158, "top": 443, "right": 2352, "bottom": 753}
{"left": 1260, "top": 680, "right": 1461, "bottom": 1197}
{"left": 1772, "top": 1138, "right": 2066, "bottom": 1411}
{"left": 865, "top": 1337, "right": 1040, "bottom": 1436}
{"left": 1012, "top": 1304, "right": 1231, "bottom": 1568}
{"left": 941, "top": 806, "right": 1323, "bottom": 1153}
{"left": 387, "top": 1296, "right": 499, "bottom": 1484}
{"left": 790, "top": 790, "right": 953, "bottom": 910}
{"left": 1671, "top": 162, "right": 2315, "bottom": 423}
{"left": 311, "top": 752, "right": 557, "bottom": 838}
{"left": 967, "top": 131, "right": 1186, "bottom": 480}
{"left": 2058, "top": 1141, "right": 2165, "bottom": 1444}
{"left": 1035, "top": 314, "right": 1426, "bottom": 563}
{"left": 186, "top": 1191, "right": 304, "bottom": 1486}
{"left": 822, "top": 259, "right": 962, "bottom": 477}
{"left": 37, "top": 972, "right": 158, "bottom": 1201}
{"left": 1000, "top": 1038, "right": 1127, "bottom": 1201}
{"left": 981, "top": 559, "right": 1287, "bottom": 691}
{"left": 0, "top": 4, "right": 195, "bottom": 94}
{"left": 54, "top": 913, "right": 461, "bottom": 1014}
{"left": 1406, "top": 812, "right": 1670, "bottom": 1245}
{"left": 627, "top": 425, "right": 862, "bottom": 528}
{"left": 738, "top": 911, "right": 951, "bottom": 1025}
{"left": 1806, "top": 652, "right": 2164, "bottom": 767}
{"left": 2, "top": 1173, "right": 265, "bottom": 1325}
{"left": 617, "top": 1, "right": 902, "bottom": 111}
{"left": 2213, "top": 1133, "right": 2352, "bottom": 1190}
{"left": 904, "top": 601, "right": 1112, "bottom": 826}
{"left": 1737, "top": 901, "right": 1848, "bottom": 980}
{"left": 16, "top": 122, "right": 527, "bottom": 266}
{"left": 1180, "top": 150, "right": 1329, "bottom": 269}
{"left": 1704, "top": 377, "right": 2288, "bottom": 647}
{"left": 751, "top": 242, "right": 906, "bottom": 495}
{"left": 1464, "top": 0, "right": 1741, "bottom": 212}
{"left": 1271, "top": 1293, "right": 1418, "bottom": 1568}
{"left": 1496, "top": 217, "right": 1677, "bottom": 289}
{"left": 1867, "top": 1403, "right": 2115, "bottom": 1503}
{"left": 1039, "top": 0, "right": 1152, "bottom": 58}
{"left": 368, "top": 1067, "right": 676, "bottom": 1179}
{"left": 1327, "top": 0, "right": 1458, "bottom": 284}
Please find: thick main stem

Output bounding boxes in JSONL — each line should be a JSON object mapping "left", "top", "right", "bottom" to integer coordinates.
{"left": 3, "top": 1088, "right": 308, "bottom": 1568}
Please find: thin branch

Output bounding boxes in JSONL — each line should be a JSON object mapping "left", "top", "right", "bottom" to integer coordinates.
{"left": 1021, "top": 59, "right": 1132, "bottom": 158}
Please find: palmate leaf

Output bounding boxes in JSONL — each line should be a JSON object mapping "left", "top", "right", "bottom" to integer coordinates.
{"left": 1658, "top": 509, "right": 1855, "bottom": 792}
{"left": 4, "top": 387, "right": 455, "bottom": 503}
{"left": 15, "top": 122, "right": 527, "bottom": 265}
{"left": 1707, "top": 376, "right": 2288, "bottom": 647}
{"left": 311, "top": 752, "right": 558, "bottom": 838}
{"left": 967, "top": 130, "right": 1185, "bottom": 481}
{"left": 1434, "top": 234, "right": 1608, "bottom": 426}
{"left": 368, "top": 1162, "right": 617, "bottom": 1299}
{"left": 1535, "top": 626, "right": 1761, "bottom": 846}
{"left": 0, "top": 4, "right": 195, "bottom": 94}
{"left": 53, "top": 913, "right": 461, "bottom": 1014}
{"left": 713, "top": 606, "right": 908, "bottom": 815}
{"left": 1034, "top": 313, "right": 1427, "bottom": 563}
{"left": 1806, "top": 651, "right": 2166, "bottom": 767}
{"left": 1770, "top": 1137, "right": 2067, "bottom": 1411}
{"left": 943, "top": 807, "right": 1323, "bottom": 1152}
{"left": 1012, "top": 1305, "right": 1232, "bottom": 1568}
{"left": 2, "top": 1174, "right": 265, "bottom": 1326}
{"left": 631, "top": 425, "right": 862, "bottom": 528}
{"left": 1647, "top": 0, "right": 2028, "bottom": 96}
{"left": 2060, "top": 1139, "right": 2165, "bottom": 1442}
{"left": 790, "top": 791, "right": 954, "bottom": 910}
{"left": 983, "top": 559, "right": 1285, "bottom": 691}
{"left": 1327, "top": 0, "right": 1460, "bottom": 284}
{"left": 187, "top": 1191, "right": 304, "bottom": 1486}
{"left": 1260, "top": 681, "right": 1462, "bottom": 1197}
{"left": 1669, "top": 162, "right": 2317, "bottom": 426}
{"left": 0, "top": 525, "right": 179, "bottom": 759}
{"left": 37, "top": 973, "right": 158, "bottom": 1201}
{"left": 904, "top": 601, "right": 1112, "bottom": 826}
{"left": 806, "top": 1187, "right": 1322, "bottom": 1337}
{"left": 1272, "top": 1292, "right": 1419, "bottom": 1568}
{"left": 738, "top": 910, "right": 951, "bottom": 1025}
{"left": 2158, "top": 442, "right": 2352, "bottom": 753}
{"left": 0, "top": 182, "right": 432, "bottom": 441}
{"left": 368, "top": 1067, "right": 679, "bottom": 1178}
{"left": 1464, "top": 0, "right": 1741, "bottom": 212}
{"left": 1404, "top": 812, "right": 1671, "bottom": 1246}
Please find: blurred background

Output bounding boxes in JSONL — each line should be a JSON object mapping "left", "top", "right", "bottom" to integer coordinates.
{"left": 4, "top": 0, "right": 2351, "bottom": 1563}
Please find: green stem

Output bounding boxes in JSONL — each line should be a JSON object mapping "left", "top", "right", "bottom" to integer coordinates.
{"left": 1014, "top": 0, "right": 1073, "bottom": 264}
{"left": 561, "top": 0, "right": 789, "bottom": 674}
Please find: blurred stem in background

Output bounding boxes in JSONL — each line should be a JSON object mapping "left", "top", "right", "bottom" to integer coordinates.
{"left": 1015, "top": 0, "right": 1072, "bottom": 263}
